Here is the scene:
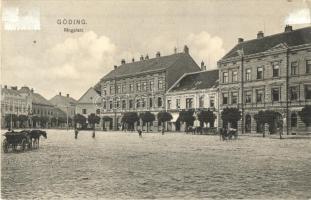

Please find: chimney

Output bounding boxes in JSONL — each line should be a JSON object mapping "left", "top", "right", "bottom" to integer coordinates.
{"left": 121, "top": 59, "right": 126, "bottom": 64}
{"left": 257, "top": 31, "right": 264, "bottom": 39}
{"left": 201, "top": 61, "right": 206, "bottom": 71}
{"left": 114, "top": 65, "right": 117, "bottom": 70}
{"left": 66, "top": 94, "right": 69, "bottom": 98}
{"left": 132, "top": 58, "right": 135, "bottom": 62}
{"left": 140, "top": 55, "right": 144, "bottom": 61}
{"left": 174, "top": 47, "right": 177, "bottom": 54}
{"left": 184, "top": 45, "right": 189, "bottom": 54}
{"left": 4, "top": 85, "right": 7, "bottom": 89}
{"left": 156, "top": 51, "right": 161, "bottom": 58}
{"left": 31, "top": 88, "right": 34, "bottom": 93}
{"left": 238, "top": 38, "right": 244, "bottom": 43}
{"left": 145, "top": 54, "right": 149, "bottom": 60}
{"left": 285, "top": 25, "right": 293, "bottom": 32}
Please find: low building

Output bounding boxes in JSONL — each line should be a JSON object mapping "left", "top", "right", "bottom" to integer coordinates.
{"left": 76, "top": 87, "right": 102, "bottom": 129}
{"left": 100, "top": 46, "right": 201, "bottom": 131}
{"left": 49, "top": 92, "right": 77, "bottom": 119}
{"left": 166, "top": 68, "right": 219, "bottom": 131}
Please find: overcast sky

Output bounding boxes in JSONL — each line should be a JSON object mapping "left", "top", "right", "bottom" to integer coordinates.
{"left": 1, "top": 0, "right": 311, "bottom": 100}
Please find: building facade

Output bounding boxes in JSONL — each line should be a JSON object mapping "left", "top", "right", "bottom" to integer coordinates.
{"left": 76, "top": 87, "right": 102, "bottom": 129}
{"left": 218, "top": 25, "right": 311, "bottom": 134}
{"left": 50, "top": 92, "right": 77, "bottom": 119}
{"left": 100, "top": 46, "right": 201, "bottom": 131}
{"left": 1, "top": 85, "right": 29, "bottom": 128}
{"left": 166, "top": 69, "right": 219, "bottom": 131}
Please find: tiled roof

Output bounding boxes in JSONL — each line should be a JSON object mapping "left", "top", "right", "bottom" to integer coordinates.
{"left": 32, "top": 93, "right": 54, "bottom": 106}
{"left": 169, "top": 69, "right": 219, "bottom": 92}
{"left": 101, "top": 52, "right": 193, "bottom": 80}
{"left": 50, "top": 95, "right": 77, "bottom": 106}
{"left": 77, "top": 87, "right": 101, "bottom": 104}
{"left": 222, "top": 26, "right": 311, "bottom": 60}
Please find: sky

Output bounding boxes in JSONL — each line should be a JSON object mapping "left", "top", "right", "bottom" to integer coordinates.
{"left": 1, "top": 0, "right": 311, "bottom": 100}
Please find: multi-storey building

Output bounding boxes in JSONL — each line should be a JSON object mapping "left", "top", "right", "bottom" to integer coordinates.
{"left": 50, "top": 92, "right": 77, "bottom": 119}
{"left": 218, "top": 25, "right": 311, "bottom": 134}
{"left": 165, "top": 68, "right": 219, "bottom": 131}
{"left": 100, "top": 46, "right": 200, "bottom": 130}
{"left": 76, "top": 87, "right": 102, "bottom": 129}
{"left": 1, "top": 85, "right": 29, "bottom": 128}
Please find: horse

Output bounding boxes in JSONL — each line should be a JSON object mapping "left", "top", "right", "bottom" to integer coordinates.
{"left": 28, "top": 130, "right": 47, "bottom": 149}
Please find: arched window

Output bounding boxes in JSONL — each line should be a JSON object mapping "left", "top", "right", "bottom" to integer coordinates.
{"left": 291, "top": 113, "right": 297, "bottom": 128}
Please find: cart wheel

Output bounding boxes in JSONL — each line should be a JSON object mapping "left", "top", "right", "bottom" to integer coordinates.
{"left": 21, "top": 139, "right": 26, "bottom": 151}
{"left": 2, "top": 139, "right": 8, "bottom": 153}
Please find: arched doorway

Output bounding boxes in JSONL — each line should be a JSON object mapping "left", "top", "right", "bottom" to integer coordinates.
{"left": 245, "top": 114, "right": 252, "bottom": 133}
{"left": 291, "top": 113, "right": 298, "bottom": 128}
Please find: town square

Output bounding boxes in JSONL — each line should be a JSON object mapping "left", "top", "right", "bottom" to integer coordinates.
{"left": 1, "top": 0, "right": 311, "bottom": 199}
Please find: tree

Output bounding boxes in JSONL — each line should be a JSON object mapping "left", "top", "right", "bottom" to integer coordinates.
{"left": 5, "top": 114, "right": 18, "bottom": 129}
{"left": 299, "top": 105, "right": 311, "bottom": 127}
{"left": 157, "top": 111, "right": 173, "bottom": 132}
{"left": 197, "top": 110, "right": 217, "bottom": 128}
{"left": 121, "top": 112, "right": 139, "bottom": 131}
{"left": 178, "top": 110, "right": 195, "bottom": 131}
{"left": 140, "top": 112, "right": 155, "bottom": 132}
{"left": 18, "top": 115, "right": 28, "bottom": 128}
{"left": 74, "top": 114, "right": 86, "bottom": 129}
{"left": 88, "top": 113, "right": 100, "bottom": 138}
{"left": 51, "top": 117, "right": 57, "bottom": 127}
{"left": 221, "top": 107, "right": 242, "bottom": 129}
{"left": 40, "top": 116, "right": 49, "bottom": 128}
{"left": 254, "top": 110, "right": 281, "bottom": 137}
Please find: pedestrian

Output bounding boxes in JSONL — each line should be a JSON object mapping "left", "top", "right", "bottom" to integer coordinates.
{"left": 162, "top": 129, "right": 165, "bottom": 135}
{"left": 74, "top": 128, "right": 79, "bottom": 139}
{"left": 138, "top": 129, "right": 142, "bottom": 138}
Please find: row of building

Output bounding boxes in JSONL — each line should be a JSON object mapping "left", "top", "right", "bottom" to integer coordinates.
{"left": 2, "top": 25, "right": 310, "bottom": 134}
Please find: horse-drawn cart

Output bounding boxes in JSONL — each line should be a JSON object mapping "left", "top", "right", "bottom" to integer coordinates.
{"left": 2, "top": 131, "right": 31, "bottom": 153}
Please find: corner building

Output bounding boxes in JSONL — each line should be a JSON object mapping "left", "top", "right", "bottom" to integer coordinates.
{"left": 100, "top": 46, "right": 200, "bottom": 131}
{"left": 218, "top": 25, "right": 311, "bottom": 134}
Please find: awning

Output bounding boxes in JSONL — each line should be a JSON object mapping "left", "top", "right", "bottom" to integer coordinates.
{"left": 170, "top": 113, "right": 179, "bottom": 122}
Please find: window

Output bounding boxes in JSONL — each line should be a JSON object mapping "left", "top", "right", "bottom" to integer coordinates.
{"left": 116, "top": 100, "right": 120, "bottom": 108}
{"left": 158, "top": 80, "right": 164, "bottom": 90}
{"left": 149, "top": 81, "right": 154, "bottom": 91}
{"left": 306, "top": 60, "right": 311, "bottom": 74}
{"left": 257, "top": 67, "right": 263, "bottom": 79}
{"left": 110, "top": 86, "right": 113, "bottom": 94}
{"left": 149, "top": 98, "right": 153, "bottom": 108}
{"left": 103, "top": 101, "right": 106, "bottom": 109}
{"left": 129, "top": 100, "right": 133, "bottom": 109}
{"left": 136, "top": 99, "right": 140, "bottom": 108}
{"left": 142, "top": 82, "right": 147, "bottom": 91}
{"left": 142, "top": 98, "right": 146, "bottom": 108}
{"left": 136, "top": 82, "right": 141, "bottom": 91}
{"left": 223, "top": 93, "right": 228, "bottom": 105}
{"left": 82, "top": 109, "right": 87, "bottom": 114}
{"left": 158, "top": 97, "right": 163, "bottom": 107}
{"left": 245, "top": 91, "right": 252, "bottom": 103}
{"left": 291, "top": 113, "right": 298, "bottom": 128}
{"left": 272, "top": 63, "right": 280, "bottom": 77}
{"left": 246, "top": 69, "right": 251, "bottom": 81}
{"left": 167, "top": 100, "right": 171, "bottom": 109}
{"left": 176, "top": 99, "right": 180, "bottom": 109}
{"left": 96, "top": 109, "right": 100, "bottom": 114}
{"left": 305, "top": 85, "right": 311, "bottom": 100}
{"left": 122, "top": 100, "right": 126, "bottom": 109}
{"left": 232, "top": 71, "right": 238, "bottom": 82}
{"left": 231, "top": 92, "right": 238, "bottom": 104}
{"left": 210, "top": 97, "right": 215, "bottom": 107}
{"left": 272, "top": 88, "right": 280, "bottom": 102}
{"left": 117, "top": 85, "right": 121, "bottom": 94}
{"left": 223, "top": 72, "right": 228, "bottom": 83}
{"left": 186, "top": 98, "right": 193, "bottom": 109}
{"left": 199, "top": 96, "right": 204, "bottom": 108}
{"left": 291, "top": 62, "right": 298, "bottom": 75}
{"left": 109, "top": 101, "right": 113, "bottom": 109}
{"left": 290, "top": 86, "right": 299, "bottom": 101}
{"left": 129, "top": 84, "right": 134, "bottom": 92}
{"left": 256, "top": 90, "right": 264, "bottom": 103}
{"left": 122, "top": 84, "right": 126, "bottom": 93}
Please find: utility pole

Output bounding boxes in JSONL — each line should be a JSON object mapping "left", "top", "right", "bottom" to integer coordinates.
{"left": 114, "top": 69, "right": 117, "bottom": 131}
{"left": 286, "top": 47, "right": 290, "bottom": 135}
